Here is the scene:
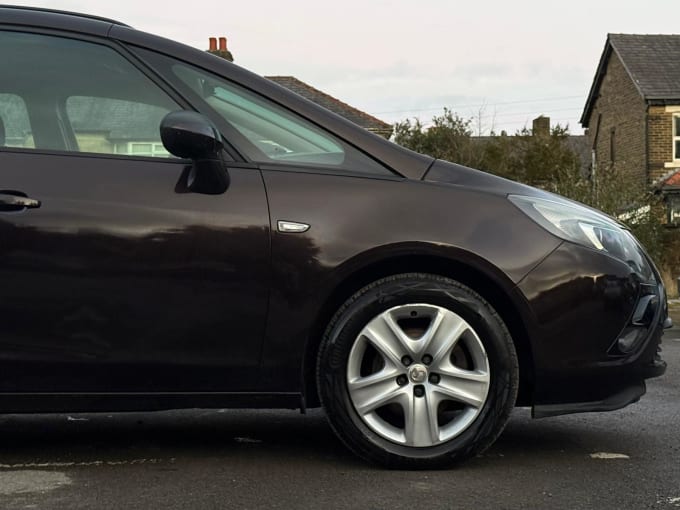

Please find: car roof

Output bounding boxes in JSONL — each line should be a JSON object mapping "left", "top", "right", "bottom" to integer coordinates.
{"left": 0, "top": 5, "right": 129, "bottom": 26}
{"left": 0, "top": 5, "right": 434, "bottom": 180}
{"left": 0, "top": 4, "right": 123, "bottom": 37}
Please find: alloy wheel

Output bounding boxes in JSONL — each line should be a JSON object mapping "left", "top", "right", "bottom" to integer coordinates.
{"left": 346, "top": 303, "right": 490, "bottom": 447}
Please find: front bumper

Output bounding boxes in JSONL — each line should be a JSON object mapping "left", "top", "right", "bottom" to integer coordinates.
{"left": 533, "top": 314, "right": 667, "bottom": 418}
{"left": 517, "top": 241, "right": 668, "bottom": 417}
{"left": 532, "top": 380, "right": 647, "bottom": 418}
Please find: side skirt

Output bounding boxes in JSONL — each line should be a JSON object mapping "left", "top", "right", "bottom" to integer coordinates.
{"left": 0, "top": 392, "right": 303, "bottom": 414}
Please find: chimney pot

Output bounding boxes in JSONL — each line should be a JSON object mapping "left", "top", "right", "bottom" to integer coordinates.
{"left": 219, "top": 37, "right": 227, "bottom": 51}
{"left": 209, "top": 37, "right": 217, "bottom": 51}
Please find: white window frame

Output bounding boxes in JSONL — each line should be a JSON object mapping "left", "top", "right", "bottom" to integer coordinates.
{"left": 114, "top": 142, "right": 169, "bottom": 158}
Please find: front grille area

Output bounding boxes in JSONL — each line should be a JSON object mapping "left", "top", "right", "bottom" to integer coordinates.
{"left": 609, "top": 283, "right": 665, "bottom": 356}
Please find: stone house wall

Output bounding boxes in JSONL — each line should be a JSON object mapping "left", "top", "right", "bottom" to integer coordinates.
{"left": 585, "top": 52, "right": 647, "bottom": 184}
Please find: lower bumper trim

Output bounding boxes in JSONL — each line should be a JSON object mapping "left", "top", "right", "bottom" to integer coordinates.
{"left": 532, "top": 381, "right": 646, "bottom": 419}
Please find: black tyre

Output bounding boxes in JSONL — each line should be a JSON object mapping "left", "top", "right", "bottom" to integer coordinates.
{"left": 317, "top": 273, "right": 518, "bottom": 469}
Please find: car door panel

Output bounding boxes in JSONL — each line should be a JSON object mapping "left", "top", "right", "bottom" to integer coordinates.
{"left": 0, "top": 150, "right": 270, "bottom": 392}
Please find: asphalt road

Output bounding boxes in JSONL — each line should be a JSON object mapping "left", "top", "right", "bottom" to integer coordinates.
{"left": 0, "top": 331, "right": 678, "bottom": 510}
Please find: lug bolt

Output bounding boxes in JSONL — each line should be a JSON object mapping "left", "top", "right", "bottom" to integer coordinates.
{"left": 396, "top": 375, "right": 408, "bottom": 386}
{"left": 414, "top": 385, "right": 425, "bottom": 398}
{"left": 401, "top": 355, "right": 413, "bottom": 366}
{"left": 428, "top": 373, "right": 440, "bottom": 384}
{"left": 422, "top": 354, "right": 433, "bottom": 365}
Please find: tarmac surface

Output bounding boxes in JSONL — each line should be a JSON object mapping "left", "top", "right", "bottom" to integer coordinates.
{"left": 0, "top": 328, "right": 678, "bottom": 509}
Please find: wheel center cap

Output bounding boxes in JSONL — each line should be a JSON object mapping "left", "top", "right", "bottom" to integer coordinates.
{"left": 408, "top": 364, "right": 428, "bottom": 384}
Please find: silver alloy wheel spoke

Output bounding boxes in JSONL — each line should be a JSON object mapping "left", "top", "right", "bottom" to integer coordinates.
{"left": 438, "top": 363, "right": 490, "bottom": 383}
{"left": 348, "top": 366, "right": 400, "bottom": 391}
{"left": 414, "top": 308, "right": 445, "bottom": 356}
{"left": 347, "top": 303, "right": 491, "bottom": 448}
{"left": 381, "top": 313, "right": 419, "bottom": 357}
{"left": 362, "top": 322, "right": 408, "bottom": 366}
{"left": 428, "top": 317, "right": 469, "bottom": 367}
{"left": 404, "top": 390, "right": 440, "bottom": 447}
{"left": 350, "top": 372, "right": 404, "bottom": 415}
{"left": 433, "top": 372, "right": 488, "bottom": 409}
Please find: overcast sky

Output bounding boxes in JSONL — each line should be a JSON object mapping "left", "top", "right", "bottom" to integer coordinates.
{"left": 11, "top": 0, "right": 680, "bottom": 134}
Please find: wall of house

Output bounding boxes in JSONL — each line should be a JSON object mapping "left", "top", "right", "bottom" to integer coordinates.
{"left": 648, "top": 105, "right": 679, "bottom": 183}
{"left": 73, "top": 132, "right": 113, "bottom": 154}
{"left": 586, "top": 51, "right": 647, "bottom": 184}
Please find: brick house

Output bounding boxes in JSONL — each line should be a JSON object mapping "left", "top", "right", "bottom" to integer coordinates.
{"left": 580, "top": 34, "right": 680, "bottom": 222}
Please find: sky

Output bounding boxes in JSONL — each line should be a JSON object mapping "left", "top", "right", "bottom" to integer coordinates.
{"left": 10, "top": 0, "right": 680, "bottom": 135}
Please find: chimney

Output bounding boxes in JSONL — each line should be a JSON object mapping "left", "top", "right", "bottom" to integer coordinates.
{"left": 532, "top": 116, "right": 550, "bottom": 138}
{"left": 206, "top": 36, "right": 234, "bottom": 62}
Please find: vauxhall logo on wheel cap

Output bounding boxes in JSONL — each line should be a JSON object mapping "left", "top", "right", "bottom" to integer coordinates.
{"left": 408, "top": 364, "right": 428, "bottom": 384}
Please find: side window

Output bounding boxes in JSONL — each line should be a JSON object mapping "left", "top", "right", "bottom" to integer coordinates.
{"left": 0, "top": 30, "right": 180, "bottom": 158}
{"left": 136, "top": 49, "right": 393, "bottom": 175}
{"left": 204, "top": 82, "right": 344, "bottom": 165}
{"left": 0, "top": 94, "right": 34, "bottom": 148}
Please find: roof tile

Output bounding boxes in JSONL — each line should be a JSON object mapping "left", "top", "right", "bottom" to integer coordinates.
{"left": 609, "top": 34, "right": 680, "bottom": 100}
{"left": 266, "top": 76, "right": 392, "bottom": 136}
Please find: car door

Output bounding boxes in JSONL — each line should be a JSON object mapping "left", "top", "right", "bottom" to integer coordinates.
{"left": 0, "top": 30, "right": 270, "bottom": 393}
{"left": 131, "top": 50, "right": 403, "bottom": 391}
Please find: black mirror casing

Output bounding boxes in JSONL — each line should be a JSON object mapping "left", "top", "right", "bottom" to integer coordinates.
{"left": 160, "top": 111, "right": 229, "bottom": 194}
{"left": 161, "top": 110, "right": 222, "bottom": 160}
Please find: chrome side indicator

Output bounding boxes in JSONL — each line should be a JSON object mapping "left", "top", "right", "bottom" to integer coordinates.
{"left": 277, "top": 220, "right": 310, "bottom": 233}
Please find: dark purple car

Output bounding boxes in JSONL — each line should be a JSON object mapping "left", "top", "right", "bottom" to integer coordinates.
{"left": 0, "top": 6, "right": 668, "bottom": 468}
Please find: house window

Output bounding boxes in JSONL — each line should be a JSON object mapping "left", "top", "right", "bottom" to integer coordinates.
{"left": 667, "top": 193, "right": 680, "bottom": 226}
{"left": 610, "top": 128, "right": 616, "bottom": 163}
{"left": 674, "top": 115, "right": 680, "bottom": 161}
{"left": 114, "top": 142, "right": 170, "bottom": 157}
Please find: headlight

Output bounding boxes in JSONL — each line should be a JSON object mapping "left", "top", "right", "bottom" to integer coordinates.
{"left": 509, "top": 194, "right": 653, "bottom": 280}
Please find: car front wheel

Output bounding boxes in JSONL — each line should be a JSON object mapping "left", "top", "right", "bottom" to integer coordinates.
{"left": 317, "top": 273, "right": 518, "bottom": 469}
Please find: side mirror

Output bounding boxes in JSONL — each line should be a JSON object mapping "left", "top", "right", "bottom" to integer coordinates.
{"left": 160, "top": 110, "right": 222, "bottom": 160}
{"left": 160, "top": 111, "right": 229, "bottom": 194}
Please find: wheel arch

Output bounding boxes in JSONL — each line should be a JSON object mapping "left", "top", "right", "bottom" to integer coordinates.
{"left": 303, "top": 248, "right": 536, "bottom": 408}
